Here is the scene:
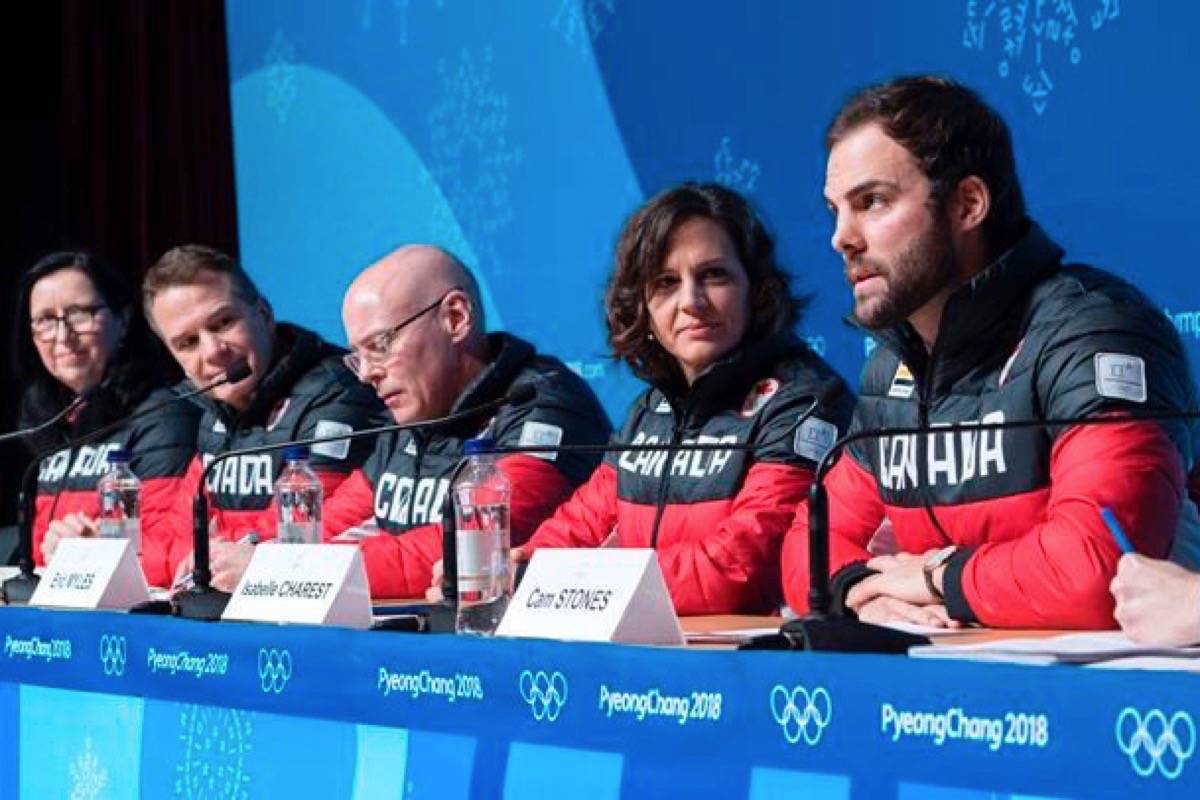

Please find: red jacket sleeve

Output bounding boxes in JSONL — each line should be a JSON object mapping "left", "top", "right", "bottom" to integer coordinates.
{"left": 781, "top": 452, "right": 885, "bottom": 615}
{"left": 159, "top": 456, "right": 203, "bottom": 574}
{"left": 139, "top": 474, "right": 195, "bottom": 587}
{"left": 523, "top": 462, "right": 619, "bottom": 552}
{"left": 321, "top": 469, "right": 376, "bottom": 540}
{"left": 947, "top": 421, "right": 1184, "bottom": 629}
{"left": 660, "top": 462, "right": 811, "bottom": 615}
{"left": 362, "top": 454, "right": 577, "bottom": 599}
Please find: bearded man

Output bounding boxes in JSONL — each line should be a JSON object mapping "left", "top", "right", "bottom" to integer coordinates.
{"left": 782, "top": 75, "right": 1198, "bottom": 630}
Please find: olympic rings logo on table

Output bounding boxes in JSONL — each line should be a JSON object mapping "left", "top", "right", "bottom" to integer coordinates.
{"left": 98, "top": 634, "right": 126, "bottom": 677}
{"left": 257, "top": 648, "right": 293, "bottom": 694}
{"left": 770, "top": 685, "right": 832, "bottom": 746}
{"left": 1116, "top": 707, "right": 1196, "bottom": 780}
{"left": 519, "top": 669, "right": 568, "bottom": 722}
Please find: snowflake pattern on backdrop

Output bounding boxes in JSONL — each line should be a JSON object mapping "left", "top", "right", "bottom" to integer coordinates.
{"left": 714, "top": 136, "right": 762, "bottom": 193}
{"left": 552, "top": 0, "right": 616, "bottom": 55}
{"left": 174, "top": 705, "right": 254, "bottom": 800}
{"left": 962, "top": 0, "right": 1123, "bottom": 115}
{"left": 69, "top": 736, "right": 108, "bottom": 800}
{"left": 264, "top": 31, "right": 298, "bottom": 123}
{"left": 361, "top": 0, "right": 445, "bottom": 41}
{"left": 426, "top": 47, "right": 523, "bottom": 275}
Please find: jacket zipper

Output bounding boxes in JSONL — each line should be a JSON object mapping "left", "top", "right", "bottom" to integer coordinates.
{"left": 649, "top": 416, "right": 686, "bottom": 549}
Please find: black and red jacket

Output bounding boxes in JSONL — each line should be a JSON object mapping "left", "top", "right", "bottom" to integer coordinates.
{"left": 28, "top": 372, "right": 200, "bottom": 588}
{"left": 525, "top": 334, "right": 854, "bottom": 615}
{"left": 167, "top": 324, "right": 387, "bottom": 550}
{"left": 782, "top": 222, "right": 1198, "bottom": 629}
{"left": 322, "top": 332, "right": 612, "bottom": 598}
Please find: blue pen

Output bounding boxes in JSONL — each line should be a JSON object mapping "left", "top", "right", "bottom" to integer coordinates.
{"left": 1099, "top": 507, "right": 1135, "bottom": 555}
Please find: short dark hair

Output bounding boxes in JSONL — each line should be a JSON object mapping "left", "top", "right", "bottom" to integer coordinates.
{"left": 12, "top": 250, "right": 166, "bottom": 437}
{"left": 606, "top": 182, "right": 806, "bottom": 383}
{"left": 143, "top": 244, "right": 266, "bottom": 324}
{"left": 827, "top": 75, "right": 1027, "bottom": 256}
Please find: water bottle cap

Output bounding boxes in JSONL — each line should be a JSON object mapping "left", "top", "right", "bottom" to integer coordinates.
{"left": 282, "top": 445, "right": 310, "bottom": 461}
{"left": 463, "top": 437, "right": 496, "bottom": 455}
{"left": 106, "top": 448, "right": 131, "bottom": 464}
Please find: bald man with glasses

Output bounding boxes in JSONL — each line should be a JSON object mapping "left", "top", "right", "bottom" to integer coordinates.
{"left": 322, "top": 245, "right": 611, "bottom": 599}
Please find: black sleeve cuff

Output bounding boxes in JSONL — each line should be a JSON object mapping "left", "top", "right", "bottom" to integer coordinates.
{"left": 942, "top": 547, "right": 979, "bottom": 624}
{"left": 830, "top": 561, "right": 878, "bottom": 618}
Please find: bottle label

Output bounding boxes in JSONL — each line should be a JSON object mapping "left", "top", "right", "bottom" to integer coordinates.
{"left": 456, "top": 528, "right": 507, "bottom": 597}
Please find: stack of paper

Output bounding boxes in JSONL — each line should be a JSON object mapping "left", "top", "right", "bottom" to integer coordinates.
{"left": 909, "top": 631, "right": 1200, "bottom": 666}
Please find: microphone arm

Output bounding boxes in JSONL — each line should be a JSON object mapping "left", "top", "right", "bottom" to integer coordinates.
{"left": 0, "top": 386, "right": 100, "bottom": 446}
{"left": 487, "top": 388, "right": 836, "bottom": 459}
{"left": 175, "top": 384, "right": 537, "bottom": 621}
{"left": 1, "top": 362, "right": 251, "bottom": 605}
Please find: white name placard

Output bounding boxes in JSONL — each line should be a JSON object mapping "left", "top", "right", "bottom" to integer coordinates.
{"left": 222, "top": 544, "right": 371, "bottom": 629}
{"left": 30, "top": 538, "right": 149, "bottom": 610}
{"left": 497, "top": 548, "right": 684, "bottom": 645}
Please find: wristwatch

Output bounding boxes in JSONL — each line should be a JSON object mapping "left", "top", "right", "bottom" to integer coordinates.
{"left": 923, "top": 546, "right": 958, "bottom": 601}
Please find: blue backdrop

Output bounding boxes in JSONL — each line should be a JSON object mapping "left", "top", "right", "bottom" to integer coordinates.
{"left": 223, "top": 0, "right": 1198, "bottom": 418}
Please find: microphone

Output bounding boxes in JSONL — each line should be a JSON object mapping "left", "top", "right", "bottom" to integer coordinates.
{"left": 424, "top": 383, "right": 844, "bottom": 631}
{"left": 747, "top": 405, "right": 1200, "bottom": 654}
{"left": 1, "top": 361, "right": 251, "bottom": 605}
{"left": 0, "top": 384, "right": 103, "bottom": 447}
{"left": 173, "top": 383, "right": 538, "bottom": 621}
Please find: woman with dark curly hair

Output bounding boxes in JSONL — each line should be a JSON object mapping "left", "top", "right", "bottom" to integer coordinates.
{"left": 519, "top": 183, "right": 854, "bottom": 614}
{"left": 13, "top": 250, "right": 200, "bottom": 587}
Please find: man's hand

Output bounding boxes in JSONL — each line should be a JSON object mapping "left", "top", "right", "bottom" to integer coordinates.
{"left": 42, "top": 512, "right": 98, "bottom": 563}
{"left": 170, "top": 537, "right": 257, "bottom": 594}
{"left": 1111, "top": 553, "right": 1200, "bottom": 646}
{"left": 426, "top": 559, "right": 445, "bottom": 602}
{"left": 855, "top": 596, "right": 961, "bottom": 628}
{"left": 846, "top": 551, "right": 940, "bottom": 611}
{"left": 209, "top": 540, "right": 256, "bottom": 592}
{"left": 425, "top": 547, "right": 529, "bottom": 602}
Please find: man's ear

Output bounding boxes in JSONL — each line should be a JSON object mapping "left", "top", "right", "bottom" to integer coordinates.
{"left": 442, "top": 290, "right": 474, "bottom": 343}
{"left": 951, "top": 175, "right": 991, "bottom": 235}
{"left": 255, "top": 296, "right": 274, "bottom": 329}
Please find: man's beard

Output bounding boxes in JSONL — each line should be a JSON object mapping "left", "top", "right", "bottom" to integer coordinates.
{"left": 851, "top": 215, "right": 956, "bottom": 330}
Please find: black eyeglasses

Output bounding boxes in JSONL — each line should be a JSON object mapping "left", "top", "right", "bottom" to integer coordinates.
{"left": 30, "top": 304, "right": 109, "bottom": 341}
{"left": 343, "top": 287, "right": 461, "bottom": 376}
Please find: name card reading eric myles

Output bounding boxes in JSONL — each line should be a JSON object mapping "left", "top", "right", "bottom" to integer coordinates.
{"left": 498, "top": 549, "right": 684, "bottom": 645}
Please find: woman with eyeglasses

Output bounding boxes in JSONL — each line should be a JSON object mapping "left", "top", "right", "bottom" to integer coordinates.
{"left": 517, "top": 183, "right": 855, "bottom": 615}
{"left": 12, "top": 250, "right": 201, "bottom": 586}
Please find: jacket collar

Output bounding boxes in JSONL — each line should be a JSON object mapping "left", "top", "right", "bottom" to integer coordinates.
{"left": 651, "top": 332, "right": 807, "bottom": 424}
{"left": 444, "top": 332, "right": 536, "bottom": 428}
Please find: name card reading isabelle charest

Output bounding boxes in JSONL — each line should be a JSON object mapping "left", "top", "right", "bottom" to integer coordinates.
{"left": 29, "top": 538, "right": 149, "bottom": 610}
{"left": 222, "top": 544, "right": 372, "bottom": 630}
{"left": 496, "top": 548, "right": 685, "bottom": 646}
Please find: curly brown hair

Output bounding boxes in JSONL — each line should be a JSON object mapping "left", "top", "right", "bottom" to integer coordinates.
{"left": 606, "top": 182, "right": 805, "bottom": 384}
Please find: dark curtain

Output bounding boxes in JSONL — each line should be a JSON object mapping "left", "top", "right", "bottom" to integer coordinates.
{"left": 0, "top": 0, "right": 238, "bottom": 527}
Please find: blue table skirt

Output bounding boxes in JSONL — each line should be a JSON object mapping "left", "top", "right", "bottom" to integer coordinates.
{"left": 0, "top": 607, "right": 1196, "bottom": 798}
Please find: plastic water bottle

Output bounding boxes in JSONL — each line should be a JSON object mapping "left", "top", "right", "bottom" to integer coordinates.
{"left": 97, "top": 448, "right": 141, "bottom": 553}
{"left": 453, "top": 438, "right": 511, "bottom": 635}
{"left": 275, "top": 446, "right": 322, "bottom": 544}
